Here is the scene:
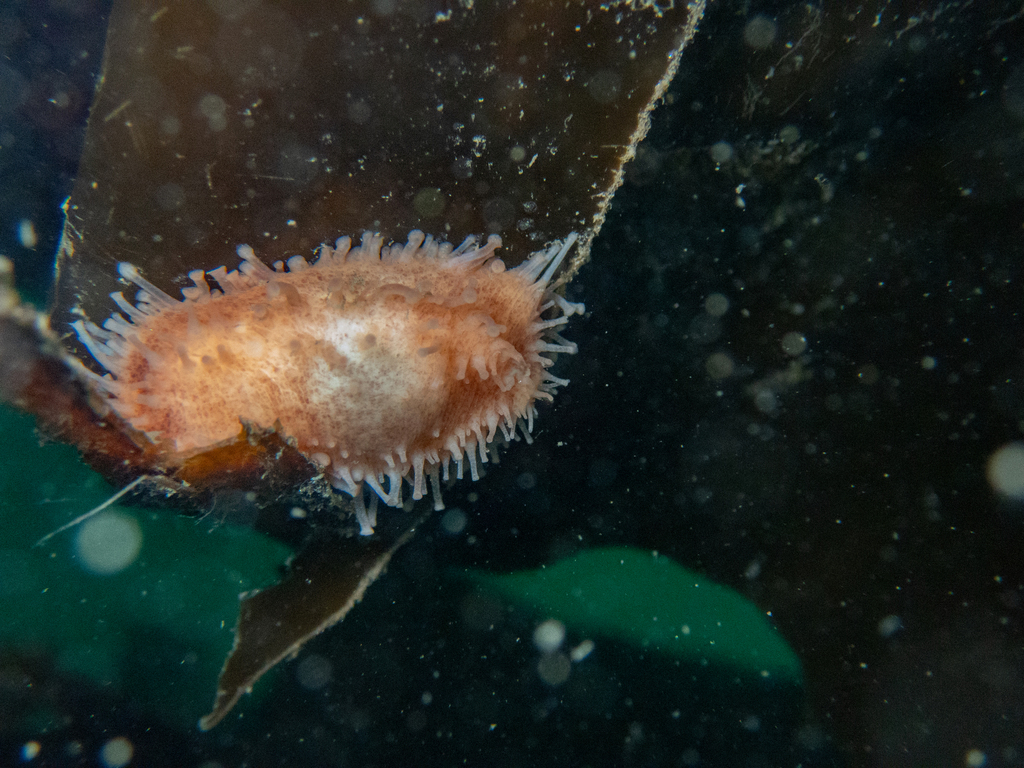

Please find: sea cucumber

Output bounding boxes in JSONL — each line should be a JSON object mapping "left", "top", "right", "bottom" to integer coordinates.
{"left": 72, "top": 230, "right": 584, "bottom": 534}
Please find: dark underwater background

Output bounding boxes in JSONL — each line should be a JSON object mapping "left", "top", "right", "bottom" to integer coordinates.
{"left": 2, "top": 1, "right": 1023, "bottom": 766}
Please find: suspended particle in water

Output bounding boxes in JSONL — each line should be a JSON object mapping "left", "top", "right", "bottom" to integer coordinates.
{"left": 877, "top": 614, "right": 903, "bottom": 638}
{"left": 533, "top": 618, "right": 566, "bottom": 654}
{"left": 704, "top": 292, "right": 730, "bottom": 317}
{"left": 569, "top": 639, "right": 595, "bottom": 662}
{"left": 780, "top": 331, "right": 807, "bottom": 356}
{"left": 98, "top": 737, "right": 133, "bottom": 768}
{"left": 21, "top": 741, "right": 41, "bottom": 761}
{"left": 709, "top": 141, "right": 734, "bottom": 165}
{"left": 440, "top": 508, "right": 468, "bottom": 535}
{"left": 536, "top": 652, "right": 571, "bottom": 686}
{"left": 296, "top": 653, "right": 333, "bottom": 690}
{"left": 743, "top": 15, "right": 777, "bottom": 50}
{"left": 986, "top": 442, "right": 1024, "bottom": 500}
{"left": 74, "top": 511, "right": 143, "bottom": 576}
{"left": 779, "top": 125, "right": 801, "bottom": 145}
{"left": 17, "top": 219, "right": 37, "bottom": 249}
{"left": 705, "top": 351, "right": 735, "bottom": 380}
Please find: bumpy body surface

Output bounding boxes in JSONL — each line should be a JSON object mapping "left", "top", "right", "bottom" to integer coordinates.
{"left": 74, "top": 231, "right": 583, "bottom": 533}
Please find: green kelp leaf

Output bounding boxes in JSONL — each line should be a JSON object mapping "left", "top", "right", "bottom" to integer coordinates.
{"left": 466, "top": 546, "right": 802, "bottom": 683}
{"left": 0, "top": 405, "right": 294, "bottom": 730}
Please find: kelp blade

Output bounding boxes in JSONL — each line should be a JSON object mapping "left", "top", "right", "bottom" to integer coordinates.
{"left": 53, "top": 0, "right": 704, "bottom": 361}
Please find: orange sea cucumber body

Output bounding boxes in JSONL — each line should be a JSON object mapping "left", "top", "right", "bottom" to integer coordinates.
{"left": 74, "top": 231, "right": 583, "bottom": 533}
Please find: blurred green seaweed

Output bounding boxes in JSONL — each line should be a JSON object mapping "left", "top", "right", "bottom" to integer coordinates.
{"left": 0, "top": 405, "right": 292, "bottom": 731}
{"left": 466, "top": 546, "right": 803, "bottom": 684}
